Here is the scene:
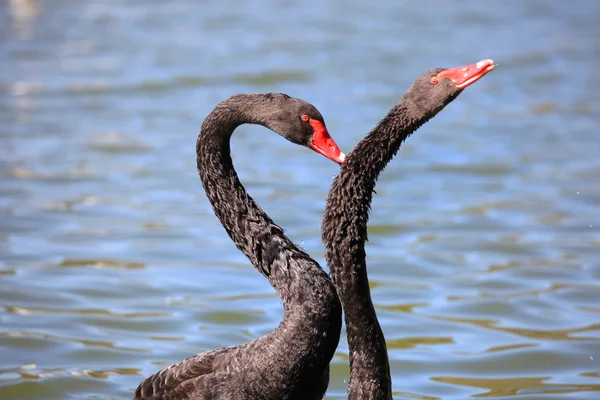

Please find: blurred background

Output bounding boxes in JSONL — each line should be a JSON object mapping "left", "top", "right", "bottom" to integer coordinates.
{"left": 1, "top": 0, "right": 599, "bottom": 399}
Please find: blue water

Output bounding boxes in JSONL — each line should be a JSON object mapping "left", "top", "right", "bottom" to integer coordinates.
{"left": 1, "top": 1, "right": 599, "bottom": 399}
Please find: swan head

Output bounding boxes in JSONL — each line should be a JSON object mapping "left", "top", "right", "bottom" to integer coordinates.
{"left": 258, "top": 93, "right": 346, "bottom": 164}
{"left": 405, "top": 59, "right": 496, "bottom": 118}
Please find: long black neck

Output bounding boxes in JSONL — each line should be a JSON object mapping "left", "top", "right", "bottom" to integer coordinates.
{"left": 322, "top": 99, "right": 434, "bottom": 399}
{"left": 197, "top": 94, "right": 340, "bottom": 324}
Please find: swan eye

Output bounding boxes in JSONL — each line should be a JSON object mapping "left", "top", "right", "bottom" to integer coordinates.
{"left": 430, "top": 77, "right": 439, "bottom": 85}
{"left": 301, "top": 114, "right": 310, "bottom": 123}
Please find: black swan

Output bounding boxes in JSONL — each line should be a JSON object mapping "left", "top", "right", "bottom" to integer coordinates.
{"left": 322, "top": 59, "right": 496, "bottom": 399}
{"left": 135, "top": 93, "right": 345, "bottom": 400}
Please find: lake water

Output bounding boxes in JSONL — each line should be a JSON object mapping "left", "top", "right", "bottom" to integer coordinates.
{"left": 2, "top": 1, "right": 599, "bottom": 399}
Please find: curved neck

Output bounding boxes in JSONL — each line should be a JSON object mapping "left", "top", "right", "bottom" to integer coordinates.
{"left": 196, "top": 95, "right": 339, "bottom": 316}
{"left": 196, "top": 100, "right": 276, "bottom": 283}
{"left": 322, "top": 100, "right": 431, "bottom": 399}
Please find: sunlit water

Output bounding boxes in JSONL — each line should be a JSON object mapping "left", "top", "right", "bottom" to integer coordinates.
{"left": 2, "top": 1, "right": 599, "bottom": 399}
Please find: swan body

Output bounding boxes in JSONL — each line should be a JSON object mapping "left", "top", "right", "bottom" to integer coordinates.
{"left": 322, "top": 60, "right": 496, "bottom": 399}
{"left": 135, "top": 93, "right": 345, "bottom": 400}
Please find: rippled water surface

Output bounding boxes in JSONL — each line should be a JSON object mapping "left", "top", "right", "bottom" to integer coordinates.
{"left": 2, "top": 1, "right": 600, "bottom": 399}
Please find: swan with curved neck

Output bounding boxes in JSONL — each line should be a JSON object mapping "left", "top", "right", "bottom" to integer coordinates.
{"left": 322, "top": 60, "right": 496, "bottom": 399}
{"left": 135, "top": 93, "right": 345, "bottom": 400}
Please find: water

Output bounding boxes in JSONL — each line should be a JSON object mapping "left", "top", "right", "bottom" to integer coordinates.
{"left": 2, "top": 1, "right": 599, "bottom": 399}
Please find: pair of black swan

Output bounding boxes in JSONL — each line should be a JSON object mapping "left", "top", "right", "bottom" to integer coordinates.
{"left": 134, "top": 59, "right": 496, "bottom": 399}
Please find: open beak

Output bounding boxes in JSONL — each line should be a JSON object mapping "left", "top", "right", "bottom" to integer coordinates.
{"left": 308, "top": 119, "right": 346, "bottom": 164}
{"left": 437, "top": 59, "right": 496, "bottom": 89}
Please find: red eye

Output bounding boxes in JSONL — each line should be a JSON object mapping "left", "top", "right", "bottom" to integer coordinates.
{"left": 301, "top": 114, "right": 310, "bottom": 123}
{"left": 430, "top": 77, "right": 439, "bottom": 85}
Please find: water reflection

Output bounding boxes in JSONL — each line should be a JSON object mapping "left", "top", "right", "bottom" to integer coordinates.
{"left": 432, "top": 315, "right": 600, "bottom": 342}
{"left": 432, "top": 376, "right": 600, "bottom": 398}
{"left": 9, "top": 0, "right": 40, "bottom": 40}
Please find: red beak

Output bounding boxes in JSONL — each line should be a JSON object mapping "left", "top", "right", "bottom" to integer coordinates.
{"left": 437, "top": 59, "right": 496, "bottom": 89}
{"left": 308, "top": 119, "right": 346, "bottom": 164}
